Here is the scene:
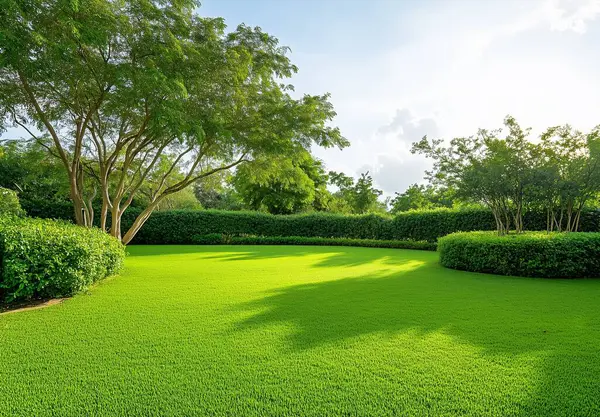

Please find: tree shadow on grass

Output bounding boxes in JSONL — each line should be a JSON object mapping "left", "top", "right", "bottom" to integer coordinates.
{"left": 127, "top": 244, "right": 436, "bottom": 269}
{"left": 232, "top": 256, "right": 600, "bottom": 415}
{"left": 199, "top": 245, "right": 434, "bottom": 269}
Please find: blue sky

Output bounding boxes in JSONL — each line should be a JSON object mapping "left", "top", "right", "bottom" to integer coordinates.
{"left": 201, "top": 0, "right": 600, "bottom": 195}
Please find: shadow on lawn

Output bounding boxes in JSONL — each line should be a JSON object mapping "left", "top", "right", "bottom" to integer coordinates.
{"left": 128, "top": 244, "right": 430, "bottom": 269}
{"left": 232, "top": 254, "right": 600, "bottom": 414}
{"left": 199, "top": 245, "right": 432, "bottom": 269}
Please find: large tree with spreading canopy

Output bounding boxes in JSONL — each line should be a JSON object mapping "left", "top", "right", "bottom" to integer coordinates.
{"left": 0, "top": 0, "right": 347, "bottom": 243}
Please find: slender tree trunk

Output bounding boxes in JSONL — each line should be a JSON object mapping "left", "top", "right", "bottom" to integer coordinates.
{"left": 122, "top": 203, "right": 157, "bottom": 245}
{"left": 110, "top": 205, "right": 122, "bottom": 241}
{"left": 100, "top": 200, "right": 109, "bottom": 232}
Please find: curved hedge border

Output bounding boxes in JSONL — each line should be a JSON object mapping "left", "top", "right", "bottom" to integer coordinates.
{"left": 0, "top": 216, "right": 125, "bottom": 302}
{"left": 191, "top": 234, "right": 437, "bottom": 251}
{"left": 438, "top": 231, "right": 600, "bottom": 278}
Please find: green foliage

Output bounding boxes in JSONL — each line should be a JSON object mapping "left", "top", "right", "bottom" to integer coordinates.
{"left": 0, "top": 0, "right": 348, "bottom": 242}
{"left": 127, "top": 208, "right": 528, "bottom": 244}
{"left": 413, "top": 116, "right": 600, "bottom": 234}
{"left": 189, "top": 234, "right": 436, "bottom": 251}
{"left": 232, "top": 152, "right": 331, "bottom": 214}
{"left": 390, "top": 183, "right": 454, "bottom": 213}
{"left": 0, "top": 141, "right": 71, "bottom": 210}
{"left": 0, "top": 217, "right": 125, "bottom": 302}
{"left": 0, "top": 187, "right": 24, "bottom": 217}
{"left": 328, "top": 171, "right": 383, "bottom": 214}
{"left": 193, "top": 172, "right": 244, "bottom": 211}
{"left": 154, "top": 188, "right": 201, "bottom": 211}
{"left": 438, "top": 231, "right": 600, "bottom": 278}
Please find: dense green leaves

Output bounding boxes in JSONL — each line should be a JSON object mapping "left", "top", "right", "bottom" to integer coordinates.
{"left": 328, "top": 171, "right": 384, "bottom": 214}
{"left": 123, "top": 208, "right": 600, "bottom": 244}
{"left": 438, "top": 231, "right": 600, "bottom": 278}
{"left": 390, "top": 184, "right": 454, "bottom": 213}
{"left": 0, "top": 0, "right": 347, "bottom": 243}
{"left": 0, "top": 216, "right": 124, "bottom": 302}
{"left": 0, "top": 187, "right": 24, "bottom": 217}
{"left": 232, "top": 152, "right": 330, "bottom": 214}
{"left": 412, "top": 116, "right": 600, "bottom": 234}
{"left": 0, "top": 140, "right": 72, "bottom": 210}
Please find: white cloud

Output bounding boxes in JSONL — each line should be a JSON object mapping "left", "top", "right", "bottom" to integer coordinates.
{"left": 306, "top": 0, "right": 600, "bottom": 196}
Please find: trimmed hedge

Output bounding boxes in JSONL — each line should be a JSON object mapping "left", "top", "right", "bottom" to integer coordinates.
{"left": 438, "top": 231, "right": 600, "bottom": 278}
{"left": 0, "top": 216, "right": 125, "bottom": 303}
{"left": 127, "top": 209, "right": 600, "bottom": 244}
{"left": 130, "top": 209, "right": 497, "bottom": 244}
{"left": 191, "top": 234, "right": 437, "bottom": 251}
{"left": 20, "top": 200, "right": 600, "bottom": 244}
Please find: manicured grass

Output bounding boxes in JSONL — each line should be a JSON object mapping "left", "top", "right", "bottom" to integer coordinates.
{"left": 1, "top": 245, "right": 600, "bottom": 416}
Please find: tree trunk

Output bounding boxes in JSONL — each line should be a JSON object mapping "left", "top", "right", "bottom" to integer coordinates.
{"left": 122, "top": 204, "right": 156, "bottom": 245}
{"left": 110, "top": 205, "right": 122, "bottom": 241}
{"left": 100, "top": 199, "right": 109, "bottom": 232}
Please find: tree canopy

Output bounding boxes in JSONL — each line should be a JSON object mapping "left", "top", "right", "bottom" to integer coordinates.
{"left": 0, "top": 0, "right": 348, "bottom": 243}
{"left": 328, "top": 171, "right": 384, "bottom": 214}
{"left": 412, "top": 116, "right": 600, "bottom": 234}
{"left": 232, "top": 151, "right": 330, "bottom": 214}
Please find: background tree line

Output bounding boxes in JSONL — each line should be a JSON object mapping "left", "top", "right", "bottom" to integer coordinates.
{"left": 2, "top": 1, "right": 600, "bottom": 240}
{"left": 4, "top": 113, "right": 600, "bottom": 237}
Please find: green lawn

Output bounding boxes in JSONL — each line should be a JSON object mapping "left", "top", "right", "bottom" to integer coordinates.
{"left": 1, "top": 245, "right": 600, "bottom": 416}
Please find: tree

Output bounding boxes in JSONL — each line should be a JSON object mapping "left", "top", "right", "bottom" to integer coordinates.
{"left": 412, "top": 116, "right": 536, "bottom": 234}
{"left": 232, "top": 152, "right": 330, "bottom": 214}
{"left": 0, "top": 186, "right": 25, "bottom": 217}
{"left": 328, "top": 171, "right": 383, "bottom": 214}
{"left": 353, "top": 172, "right": 383, "bottom": 214}
{"left": 389, "top": 183, "right": 453, "bottom": 213}
{"left": 531, "top": 125, "right": 600, "bottom": 231}
{"left": 0, "top": 140, "right": 71, "bottom": 205}
{"left": 194, "top": 172, "right": 244, "bottom": 211}
{"left": 0, "top": 0, "right": 347, "bottom": 243}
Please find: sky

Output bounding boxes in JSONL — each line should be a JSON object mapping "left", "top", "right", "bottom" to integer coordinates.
{"left": 200, "top": 0, "right": 600, "bottom": 196}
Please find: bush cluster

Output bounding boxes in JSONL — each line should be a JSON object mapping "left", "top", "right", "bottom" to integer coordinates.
{"left": 438, "top": 231, "right": 600, "bottom": 278}
{"left": 191, "top": 234, "right": 437, "bottom": 251}
{"left": 0, "top": 187, "right": 25, "bottom": 217}
{"left": 0, "top": 216, "right": 125, "bottom": 303}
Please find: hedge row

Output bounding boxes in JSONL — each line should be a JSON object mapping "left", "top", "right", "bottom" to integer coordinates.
{"left": 0, "top": 216, "right": 125, "bottom": 303}
{"left": 191, "top": 234, "right": 437, "bottom": 251}
{"left": 21, "top": 200, "right": 600, "bottom": 244}
{"left": 129, "top": 209, "right": 600, "bottom": 244}
{"left": 438, "top": 231, "right": 600, "bottom": 278}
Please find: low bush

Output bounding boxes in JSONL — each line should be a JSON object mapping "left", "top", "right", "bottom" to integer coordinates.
{"left": 0, "top": 216, "right": 125, "bottom": 302}
{"left": 0, "top": 187, "right": 25, "bottom": 217}
{"left": 191, "top": 234, "right": 437, "bottom": 251}
{"left": 438, "top": 231, "right": 600, "bottom": 278}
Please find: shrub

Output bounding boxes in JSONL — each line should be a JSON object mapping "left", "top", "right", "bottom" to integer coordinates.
{"left": 127, "top": 208, "right": 600, "bottom": 244}
{"left": 0, "top": 217, "right": 125, "bottom": 302}
{"left": 190, "top": 234, "right": 437, "bottom": 251}
{"left": 438, "top": 231, "right": 600, "bottom": 278}
{"left": 20, "top": 198, "right": 75, "bottom": 221}
{"left": 20, "top": 202, "right": 600, "bottom": 244}
{"left": 0, "top": 187, "right": 25, "bottom": 217}
{"left": 128, "top": 208, "right": 491, "bottom": 244}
